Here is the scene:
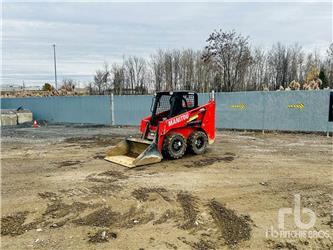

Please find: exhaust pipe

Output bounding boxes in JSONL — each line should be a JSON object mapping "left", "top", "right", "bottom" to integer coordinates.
{"left": 210, "top": 90, "right": 215, "bottom": 101}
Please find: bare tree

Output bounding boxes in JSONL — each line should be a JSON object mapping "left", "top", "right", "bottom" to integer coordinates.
{"left": 288, "top": 43, "right": 303, "bottom": 82}
{"left": 325, "top": 43, "right": 333, "bottom": 88}
{"left": 247, "top": 47, "right": 266, "bottom": 90}
{"left": 150, "top": 50, "right": 164, "bottom": 91}
{"left": 111, "top": 63, "right": 125, "bottom": 95}
{"left": 88, "top": 30, "right": 331, "bottom": 95}
{"left": 92, "top": 62, "right": 110, "bottom": 95}
{"left": 267, "top": 42, "right": 291, "bottom": 89}
{"left": 60, "top": 79, "right": 76, "bottom": 91}
{"left": 163, "top": 51, "right": 173, "bottom": 90}
{"left": 124, "top": 56, "right": 146, "bottom": 94}
{"left": 172, "top": 50, "right": 181, "bottom": 90}
{"left": 203, "top": 29, "right": 252, "bottom": 92}
{"left": 180, "top": 49, "right": 195, "bottom": 90}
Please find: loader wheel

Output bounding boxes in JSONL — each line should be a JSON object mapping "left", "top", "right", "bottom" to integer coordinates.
{"left": 163, "top": 133, "right": 187, "bottom": 159}
{"left": 188, "top": 131, "right": 208, "bottom": 155}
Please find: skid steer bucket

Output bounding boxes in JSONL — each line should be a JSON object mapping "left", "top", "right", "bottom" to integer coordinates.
{"left": 104, "top": 138, "right": 163, "bottom": 168}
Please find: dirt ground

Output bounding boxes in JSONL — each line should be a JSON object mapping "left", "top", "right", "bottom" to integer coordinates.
{"left": 1, "top": 125, "right": 332, "bottom": 249}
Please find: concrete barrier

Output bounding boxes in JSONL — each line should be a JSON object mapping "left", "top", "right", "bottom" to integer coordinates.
{"left": 16, "top": 110, "right": 33, "bottom": 124}
{"left": 1, "top": 110, "right": 18, "bottom": 126}
{"left": 0, "top": 109, "right": 33, "bottom": 126}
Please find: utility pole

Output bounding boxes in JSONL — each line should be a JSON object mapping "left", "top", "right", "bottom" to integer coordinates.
{"left": 53, "top": 44, "right": 58, "bottom": 89}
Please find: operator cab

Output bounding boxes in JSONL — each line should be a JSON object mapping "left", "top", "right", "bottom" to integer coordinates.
{"left": 150, "top": 91, "right": 198, "bottom": 126}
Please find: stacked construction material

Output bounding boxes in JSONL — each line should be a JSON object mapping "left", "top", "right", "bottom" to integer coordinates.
{"left": 0, "top": 109, "right": 33, "bottom": 126}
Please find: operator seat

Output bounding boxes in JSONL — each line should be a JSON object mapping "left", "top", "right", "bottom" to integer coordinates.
{"left": 168, "top": 94, "right": 187, "bottom": 118}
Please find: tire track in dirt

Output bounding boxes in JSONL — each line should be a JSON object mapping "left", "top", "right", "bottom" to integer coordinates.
{"left": 130, "top": 185, "right": 253, "bottom": 249}
{"left": 208, "top": 200, "right": 252, "bottom": 247}
{"left": 1, "top": 166, "right": 253, "bottom": 249}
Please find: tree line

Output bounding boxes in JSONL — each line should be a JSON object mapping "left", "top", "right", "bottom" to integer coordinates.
{"left": 88, "top": 30, "right": 333, "bottom": 94}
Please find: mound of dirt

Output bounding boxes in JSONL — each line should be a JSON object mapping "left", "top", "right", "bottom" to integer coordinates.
{"left": 87, "top": 184, "right": 123, "bottom": 196}
{"left": 43, "top": 201, "right": 90, "bottom": 219}
{"left": 178, "top": 237, "right": 215, "bottom": 250}
{"left": 49, "top": 219, "right": 69, "bottom": 229}
{"left": 119, "top": 206, "right": 155, "bottom": 228}
{"left": 88, "top": 229, "right": 117, "bottom": 243}
{"left": 177, "top": 192, "right": 199, "bottom": 230}
{"left": 266, "top": 239, "right": 298, "bottom": 250}
{"left": 74, "top": 205, "right": 155, "bottom": 229}
{"left": 1, "top": 211, "right": 38, "bottom": 236}
{"left": 192, "top": 239, "right": 216, "bottom": 250}
{"left": 38, "top": 192, "right": 60, "bottom": 201}
{"left": 74, "top": 207, "right": 119, "bottom": 227}
{"left": 209, "top": 200, "right": 251, "bottom": 246}
{"left": 132, "top": 187, "right": 170, "bottom": 202}
{"left": 153, "top": 209, "right": 176, "bottom": 225}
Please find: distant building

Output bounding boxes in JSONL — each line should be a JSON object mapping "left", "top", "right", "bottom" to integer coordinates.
{"left": 0, "top": 84, "right": 41, "bottom": 91}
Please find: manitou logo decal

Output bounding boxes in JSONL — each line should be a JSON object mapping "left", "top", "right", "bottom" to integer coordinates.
{"left": 167, "top": 113, "right": 189, "bottom": 127}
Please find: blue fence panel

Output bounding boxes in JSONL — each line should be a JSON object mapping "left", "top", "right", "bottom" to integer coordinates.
{"left": 1, "top": 97, "right": 55, "bottom": 121}
{"left": 263, "top": 90, "right": 331, "bottom": 132}
{"left": 215, "top": 91, "right": 265, "bottom": 130}
{"left": 1, "top": 91, "right": 331, "bottom": 132}
{"left": 113, "top": 95, "right": 153, "bottom": 125}
{"left": 197, "top": 93, "right": 210, "bottom": 106}
{"left": 1, "top": 96, "right": 111, "bottom": 124}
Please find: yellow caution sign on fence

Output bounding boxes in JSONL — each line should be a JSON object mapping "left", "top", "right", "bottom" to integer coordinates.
{"left": 230, "top": 103, "right": 246, "bottom": 109}
{"left": 288, "top": 103, "right": 304, "bottom": 109}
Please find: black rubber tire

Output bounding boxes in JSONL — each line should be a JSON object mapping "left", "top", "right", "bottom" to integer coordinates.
{"left": 163, "top": 133, "right": 187, "bottom": 159}
{"left": 188, "top": 131, "right": 208, "bottom": 155}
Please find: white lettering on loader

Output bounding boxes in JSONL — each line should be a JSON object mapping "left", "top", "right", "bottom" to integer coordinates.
{"left": 167, "top": 113, "right": 189, "bottom": 127}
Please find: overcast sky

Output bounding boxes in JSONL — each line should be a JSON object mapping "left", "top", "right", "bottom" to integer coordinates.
{"left": 2, "top": 1, "right": 332, "bottom": 87}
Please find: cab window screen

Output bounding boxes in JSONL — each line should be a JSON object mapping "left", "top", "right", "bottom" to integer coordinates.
{"left": 156, "top": 95, "right": 171, "bottom": 114}
{"left": 183, "top": 94, "right": 196, "bottom": 109}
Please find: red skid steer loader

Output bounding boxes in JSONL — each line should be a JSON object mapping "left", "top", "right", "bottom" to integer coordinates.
{"left": 105, "top": 91, "right": 215, "bottom": 168}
